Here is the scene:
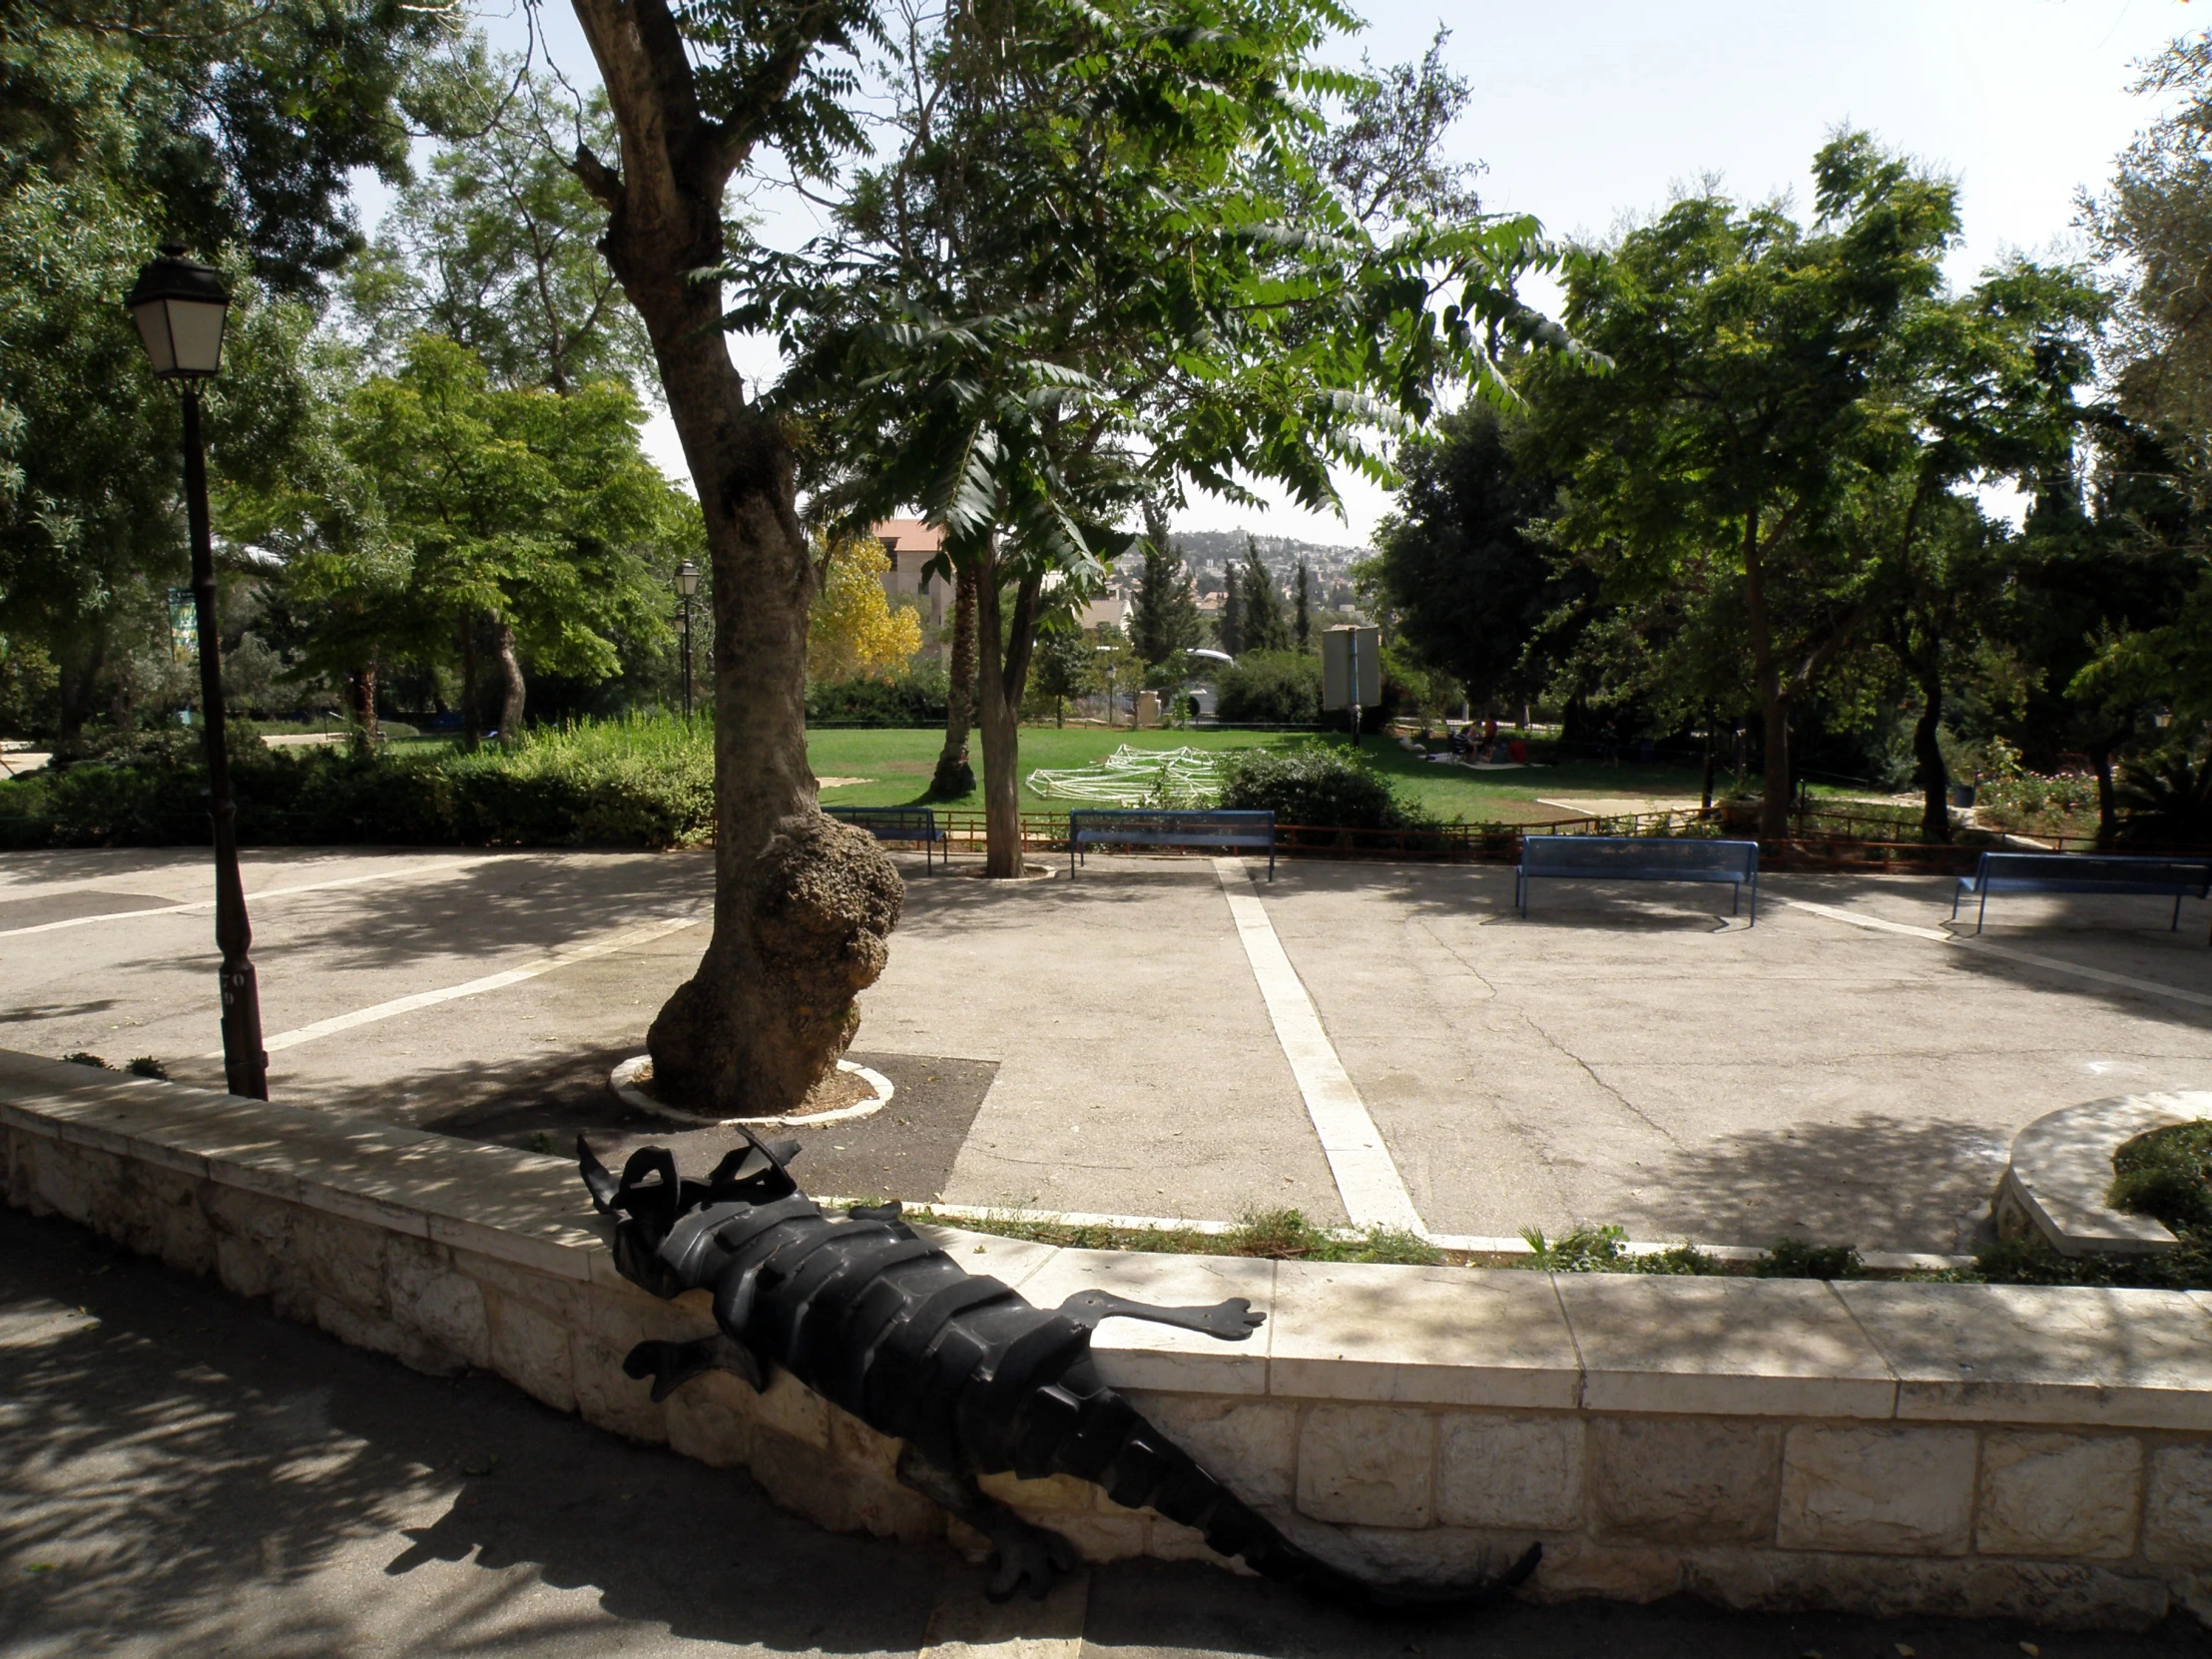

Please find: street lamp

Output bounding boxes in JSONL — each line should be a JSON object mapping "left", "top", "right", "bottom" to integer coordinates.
{"left": 673, "top": 559, "right": 700, "bottom": 721}
{"left": 127, "top": 245, "right": 267, "bottom": 1101}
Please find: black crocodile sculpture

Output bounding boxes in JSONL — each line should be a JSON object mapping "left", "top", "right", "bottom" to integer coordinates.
{"left": 579, "top": 1130, "right": 1540, "bottom": 1607}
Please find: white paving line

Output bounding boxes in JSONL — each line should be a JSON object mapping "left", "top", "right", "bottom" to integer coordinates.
{"left": 1212, "top": 856, "right": 1425, "bottom": 1234}
{"left": 1786, "top": 897, "right": 2212, "bottom": 1012}
{"left": 0, "top": 858, "right": 484, "bottom": 939}
{"left": 219, "top": 911, "right": 704, "bottom": 1058}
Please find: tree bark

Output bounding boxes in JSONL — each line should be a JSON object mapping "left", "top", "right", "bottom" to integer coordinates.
{"left": 1912, "top": 664, "right": 1949, "bottom": 843}
{"left": 492, "top": 618, "right": 526, "bottom": 744}
{"left": 932, "top": 567, "right": 977, "bottom": 796}
{"left": 2091, "top": 741, "right": 2118, "bottom": 847}
{"left": 974, "top": 559, "right": 1042, "bottom": 877}
{"left": 460, "top": 616, "right": 480, "bottom": 750}
{"left": 347, "top": 653, "right": 378, "bottom": 749}
{"left": 571, "top": 0, "right": 901, "bottom": 1117}
{"left": 53, "top": 629, "right": 105, "bottom": 755}
{"left": 1741, "top": 515, "right": 1792, "bottom": 838}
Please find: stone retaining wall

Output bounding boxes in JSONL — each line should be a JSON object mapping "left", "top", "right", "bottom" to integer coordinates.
{"left": 3, "top": 1047, "right": 2208, "bottom": 1631}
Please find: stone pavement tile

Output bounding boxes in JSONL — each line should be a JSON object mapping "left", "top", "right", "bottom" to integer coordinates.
{"left": 1555, "top": 1274, "right": 1897, "bottom": 1417}
{"left": 1267, "top": 1259, "right": 1579, "bottom": 1407}
{"left": 1836, "top": 1281, "right": 2212, "bottom": 1430}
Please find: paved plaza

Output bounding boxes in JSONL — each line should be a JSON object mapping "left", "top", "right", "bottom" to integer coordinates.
{"left": 9, "top": 843, "right": 2212, "bottom": 1256}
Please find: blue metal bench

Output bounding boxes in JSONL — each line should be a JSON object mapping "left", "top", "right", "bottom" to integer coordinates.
{"left": 825, "top": 805, "right": 947, "bottom": 871}
{"left": 1516, "top": 834, "right": 1759, "bottom": 922}
{"left": 1069, "top": 810, "right": 1275, "bottom": 879}
{"left": 1950, "top": 851, "right": 2212, "bottom": 935}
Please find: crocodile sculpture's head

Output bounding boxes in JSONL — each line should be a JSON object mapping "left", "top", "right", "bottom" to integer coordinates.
{"left": 577, "top": 1131, "right": 802, "bottom": 1297}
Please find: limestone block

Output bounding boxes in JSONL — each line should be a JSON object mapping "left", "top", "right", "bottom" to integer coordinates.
{"left": 2146, "top": 1442, "right": 2212, "bottom": 1567}
{"left": 945, "top": 1516, "right": 994, "bottom": 1564}
{"left": 1524, "top": 1537, "right": 1683, "bottom": 1604}
{"left": 664, "top": 1371, "right": 756, "bottom": 1468}
{"left": 149, "top": 1173, "right": 216, "bottom": 1275}
{"left": 28, "top": 1137, "right": 96, "bottom": 1223}
{"left": 1975, "top": 1431, "right": 2141, "bottom": 1559}
{"left": 752, "top": 1368, "right": 829, "bottom": 1448}
{"left": 1685, "top": 1547, "right": 2168, "bottom": 1630}
{"left": 485, "top": 1289, "right": 577, "bottom": 1412}
{"left": 579, "top": 1279, "right": 714, "bottom": 1352}
{"left": 453, "top": 1246, "right": 580, "bottom": 1324}
{"left": 1436, "top": 1411, "right": 1585, "bottom": 1532}
{"left": 301, "top": 1211, "right": 389, "bottom": 1317}
{"left": 1120, "top": 1391, "right": 1297, "bottom": 1510}
{"left": 1297, "top": 1404, "right": 1434, "bottom": 1528}
{"left": 570, "top": 1335, "right": 669, "bottom": 1444}
{"left": 1317, "top": 1524, "right": 1536, "bottom": 1588}
{"left": 750, "top": 1428, "right": 942, "bottom": 1542}
{"left": 1777, "top": 1424, "right": 1975, "bottom": 1555}
{"left": 309, "top": 1293, "right": 428, "bottom": 1369}
{"left": 382, "top": 1236, "right": 490, "bottom": 1370}
{"left": 1589, "top": 1416, "right": 1780, "bottom": 1545}
{"left": 1040, "top": 1513, "right": 1150, "bottom": 1562}
{"left": 830, "top": 1406, "right": 906, "bottom": 1485}
{"left": 980, "top": 1470, "right": 1096, "bottom": 1514}
{"left": 216, "top": 1235, "right": 276, "bottom": 1300}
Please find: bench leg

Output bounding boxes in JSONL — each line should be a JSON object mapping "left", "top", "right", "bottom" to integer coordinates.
{"left": 1977, "top": 886, "right": 1988, "bottom": 935}
{"left": 2174, "top": 891, "right": 2184, "bottom": 932}
{"left": 1750, "top": 872, "right": 1758, "bottom": 925}
{"left": 1949, "top": 887, "right": 1961, "bottom": 922}
{"left": 1731, "top": 881, "right": 1740, "bottom": 917}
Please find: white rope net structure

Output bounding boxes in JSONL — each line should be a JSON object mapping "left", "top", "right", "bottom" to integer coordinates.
{"left": 1025, "top": 745, "right": 1226, "bottom": 808}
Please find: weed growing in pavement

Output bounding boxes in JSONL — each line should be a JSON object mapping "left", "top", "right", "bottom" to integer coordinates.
{"left": 908, "top": 1206, "right": 1443, "bottom": 1266}
{"left": 1518, "top": 1225, "right": 1720, "bottom": 1275}
{"left": 1756, "top": 1239, "right": 1868, "bottom": 1280}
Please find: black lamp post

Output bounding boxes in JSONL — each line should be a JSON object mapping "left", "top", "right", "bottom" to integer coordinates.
{"left": 674, "top": 558, "right": 700, "bottom": 722}
{"left": 127, "top": 246, "right": 268, "bottom": 1101}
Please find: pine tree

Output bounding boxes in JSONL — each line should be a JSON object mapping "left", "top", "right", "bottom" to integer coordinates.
{"left": 1295, "top": 561, "right": 1312, "bottom": 650}
{"left": 1241, "top": 539, "right": 1290, "bottom": 652}
{"left": 1131, "top": 502, "right": 1204, "bottom": 663}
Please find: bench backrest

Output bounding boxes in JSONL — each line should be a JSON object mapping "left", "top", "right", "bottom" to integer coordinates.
{"left": 1521, "top": 834, "right": 1757, "bottom": 878}
{"left": 826, "top": 806, "right": 936, "bottom": 831}
{"left": 1070, "top": 810, "right": 1273, "bottom": 842}
{"left": 1976, "top": 851, "right": 2212, "bottom": 889}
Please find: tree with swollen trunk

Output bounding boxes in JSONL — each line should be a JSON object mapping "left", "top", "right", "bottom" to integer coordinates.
{"left": 748, "top": 0, "right": 1554, "bottom": 873}
{"left": 1525, "top": 134, "right": 1959, "bottom": 837}
{"left": 564, "top": 0, "right": 902, "bottom": 1113}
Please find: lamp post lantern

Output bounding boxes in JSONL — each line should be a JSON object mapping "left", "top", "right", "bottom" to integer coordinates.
{"left": 127, "top": 245, "right": 268, "bottom": 1101}
{"left": 673, "top": 559, "right": 700, "bottom": 722}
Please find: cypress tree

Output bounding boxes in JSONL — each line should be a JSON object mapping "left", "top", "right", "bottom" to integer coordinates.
{"left": 1294, "top": 561, "right": 1312, "bottom": 650}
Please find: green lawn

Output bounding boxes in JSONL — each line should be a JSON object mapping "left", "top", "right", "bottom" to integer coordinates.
{"left": 806, "top": 724, "right": 1726, "bottom": 824}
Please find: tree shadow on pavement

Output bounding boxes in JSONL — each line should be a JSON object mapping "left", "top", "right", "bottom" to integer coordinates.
{"left": 0, "top": 1205, "right": 937, "bottom": 1658}
{"left": 1637, "top": 1112, "right": 2009, "bottom": 1255}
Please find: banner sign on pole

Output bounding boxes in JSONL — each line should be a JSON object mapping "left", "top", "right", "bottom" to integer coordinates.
{"left": 168, "top": 587, "right": 198, "bottom": 664}
{"left": 1321, "top": 625, "right": 1381, "bottom": 710}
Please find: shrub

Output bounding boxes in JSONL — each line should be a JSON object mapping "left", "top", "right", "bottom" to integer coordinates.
{"left": 1213, "top": 651, "right": 1321, "bottom": 724}
{"left": 1216, "top": 742, "right": 1417, "bottom": 830}
{"left": 0, "top": 712, "right": 717, "bottom": 850}
{"left": 2111, "top": 1120, "right": 2212, "bottom": 1231}
{"left": 807, "top": 663, "right": 951, "bottom": 725}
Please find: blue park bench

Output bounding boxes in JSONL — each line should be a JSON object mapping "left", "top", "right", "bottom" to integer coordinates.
{"left": 1950, "top": 851, "right": 2212, "bottom": 936}
{"left": 1516, "top": 834, "right": 1760, "bottom": 922}
{"left": 825, "top": 805, "right": 948, "bottom": 871}
{"left": 1068, "top": 810, "right": 1276, "bottom": 880}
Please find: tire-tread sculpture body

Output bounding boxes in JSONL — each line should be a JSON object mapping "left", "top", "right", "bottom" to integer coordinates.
{"left": 580, "top": 1132, "right": 1539, "bottom": 1607}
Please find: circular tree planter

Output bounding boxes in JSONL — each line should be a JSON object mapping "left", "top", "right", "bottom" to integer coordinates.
{"left": 610, "top": 1054, "right": 894, "bottom": 1129}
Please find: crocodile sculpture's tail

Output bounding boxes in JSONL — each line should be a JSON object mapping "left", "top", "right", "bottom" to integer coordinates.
{"left": 579, "top": 1133, "right": 1538, "bottom": 1612}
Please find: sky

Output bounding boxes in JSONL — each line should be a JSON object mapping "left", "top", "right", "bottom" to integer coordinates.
{"left": 446, "top": 0, "right": 2204, "bottom": 547}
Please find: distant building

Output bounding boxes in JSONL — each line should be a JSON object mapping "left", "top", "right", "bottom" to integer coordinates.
{"left": 870, "top": 519, "right": 949, "bottom": 657}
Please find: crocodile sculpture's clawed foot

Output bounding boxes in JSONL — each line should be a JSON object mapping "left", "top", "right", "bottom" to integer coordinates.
{"left": 1056, "top": 1290, "right": 1266, "bottom": 1342}
{"left": 622, "top": 1334, "right": 764, "bottom": 1400}
{"left": 980, "top": 1509, "right": 1082, "bottom": 1602}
